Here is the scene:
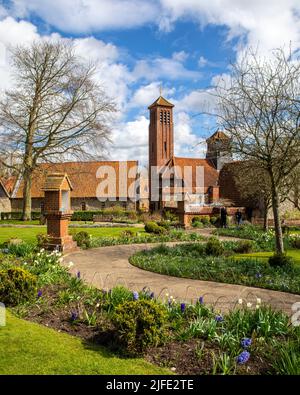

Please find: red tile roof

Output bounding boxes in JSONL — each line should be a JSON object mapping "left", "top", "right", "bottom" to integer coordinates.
{"left": 148, "top": 96, "right": 174, "bottom": 109}
{"left": 206, "top": 130, "right": 229, "bottom": 141}
{"left": 168, "top": 157, "right": 219, "bottom": 193}
{"left": 14, "top": 161, "right": 138, "bottom": 199}
{"left": 0, "top": 177, "right": 17, "bottom": 196}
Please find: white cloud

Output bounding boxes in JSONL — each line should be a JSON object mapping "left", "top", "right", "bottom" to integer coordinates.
{"left": 9, "top": 0, "right": 159, "bottom": 33}
{"left": 198, "top": 56, "right": 208, "bottom": 68}
{"left": 172, "top": 51, "right": 189, "bottom": 63}
{"left": 129, "top": 82, "right": 175, "bottom": 108}
{"left": 174, "top": 111, "right": 201, "bottom": 157}
{"left": 110, "top": 116, "right": 149, "bottom": 163}
{"left": 160, "top": 0, "right": 300, "bottom": 56}
{"left": 133, "top": 56, "right": 201, "bottom": 81}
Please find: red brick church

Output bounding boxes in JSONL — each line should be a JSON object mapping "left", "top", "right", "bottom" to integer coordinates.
{"left": 0, "top": 95, "right": 255, "bottom": 219}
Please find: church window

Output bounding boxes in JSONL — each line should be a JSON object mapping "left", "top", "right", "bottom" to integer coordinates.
{"left": 167, "top": 112, "right": 170, "bottom": 124}
{"left": 163, "top": 111, "right": 167, "bottom": 123}
{"left": 164, "top": 141, "right": 167, "bottom": 154}
{"left": 160, "top": 111, "right": 163, "bottom": 123}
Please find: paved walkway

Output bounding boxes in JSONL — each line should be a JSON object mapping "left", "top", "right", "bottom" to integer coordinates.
{"left": 64, "top": 241, "right": 300, "bottom": 315}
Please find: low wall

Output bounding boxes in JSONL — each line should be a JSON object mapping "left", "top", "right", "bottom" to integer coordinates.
{"left": 178, "top": 207, "right": 246, "bottom": 228}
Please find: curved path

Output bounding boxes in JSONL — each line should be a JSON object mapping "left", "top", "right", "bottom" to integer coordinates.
{"left": 64, "top": 242, "right": 300, "bottom": 315}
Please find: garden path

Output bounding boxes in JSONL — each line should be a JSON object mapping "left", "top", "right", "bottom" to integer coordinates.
{"left": 64, "top": 241, "right": 300, "bottom": 315}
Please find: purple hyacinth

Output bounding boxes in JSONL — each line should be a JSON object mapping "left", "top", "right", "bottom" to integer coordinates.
{"left": 199, "top": 296, "right": 204, "bottom": 305}
{"left": 150, "top": 292, "right": 155, "bottom": 299}
{"left": 241, "top": 338, "right": 252, "bottom": 348}
{"left": 236, "top": 350, "right": 250, "bottom": 365}
{"left": 37, "top": 290, "right": 42, "bottom": 298}
{"left": 180, "top": 303, "right": 186, "bottom": 313}
{"left": 133, "top": 291, "right": 139, "bottom": 301}
{"left": 70, "top": 311, "right": 78, "bottom": 321}
{"left": 215, "top": 315, "right": 224, "bottom": 322}
{"left": 77, "top": 271, "right": 81, "bottom": 279}
{"left": 255, "top": 272, "right": 262, "bottom": 279}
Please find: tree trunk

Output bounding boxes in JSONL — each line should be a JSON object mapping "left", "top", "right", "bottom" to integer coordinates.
{"left": 270, "top": 175, "right": 284, "bottom": 254}
{"left": 263, "top": 207, "right": 269, "bottom": 231}
{"left": 22, "top": 169, "right": 32, "bottom": 221}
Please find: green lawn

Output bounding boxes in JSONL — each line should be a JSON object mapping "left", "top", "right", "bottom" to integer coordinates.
{"left": 0, "top": 312, "right": 169, "bottom": 375}
{"left": 0, "top": 220, "right": 40, "bottom": 225}
{"left": 237, "top": 249, "right": 300, "bottom": 266}
{"left": 0, "top": 226, "right": 145, "bottom": 244}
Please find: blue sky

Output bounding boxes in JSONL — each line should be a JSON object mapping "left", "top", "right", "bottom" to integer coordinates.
{"left": 0, "top": 0, "right": 300, "bottom": 164}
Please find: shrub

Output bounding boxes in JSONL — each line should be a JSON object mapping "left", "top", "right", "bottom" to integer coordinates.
{"left": 119, "top": 229, "right": 135, "bottom": 238}
{"left": 6, "top": 242, "right": 36, "bottom": 257}
{"left": 72, "top": 211, "right": 102, "bottom": 222}
{"left": 201, "top": 215, "right": 210, "bottom": 225}
{"left": 192, "top": 220, "right": 203, "bottom": 228}
{"left": 144, "top": 221, "right": 166, "bottom": 235}
{"left": 163, "top": 210, "right": 178, "bottom": 222}
{"left": 233, "top": 240, "right": 254, "bottom": 254}
{"left": 36, "top": 233, "right": 50, "bottom": 248}
{"left": 157, "top": 220, "right": 171, "bottom": 230}
{"left": 0, "top": 267, "right": 37, "bottom": 306}
{"left": 289, "top": 236, "right": 300, "bottom": 249}
{"left": 210, "top": 216, "right": 219, "bottom": 225}
{"left": 104, "top": 286, "right": 135, "bottom": 311}
{"left": 72, "top": 231, "right": 92, "bottom": 249}
{"left": 103, "top": 206, "right": 126, "bottom": 217}
{"left": 112, "top": 299, "right": 168, "bottom": 352}
{"left": 192, "top": 216, "right": 201, "bottom": 224}
{"left": 268, "top": 253, "right": 294, "bottom": 268}
{"left": 205, "top": 237, "right": 224, "bottom": 256}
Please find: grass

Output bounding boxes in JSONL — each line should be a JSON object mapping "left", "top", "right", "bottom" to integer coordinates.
{"left": 0, "top": 220, "right": 40, "bottom": 225}
{"left": 0, "top": 311, "right": 169, "bottom": 375}
{"left": 130, "top": 244, "right": 300, "bottom": 294}
{"left": 0, "top": 226, "right": 145, "bottom": 244}
{"left": 236, "top": 249, "right": 300, "bottom": 266}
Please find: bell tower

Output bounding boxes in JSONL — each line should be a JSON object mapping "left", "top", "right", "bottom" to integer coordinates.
{"left": 148, "top": 95, "right": 174, "bottom": 170}
{"left": 206, "top": 130, "right": 232, "bottom": 170}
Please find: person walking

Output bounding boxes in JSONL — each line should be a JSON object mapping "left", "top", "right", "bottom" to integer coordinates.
{"left": 220, "top": 207, "right": 228, "bottom": 228}
{"left": 235, "top": 209, "right": 242, "bottom": 227}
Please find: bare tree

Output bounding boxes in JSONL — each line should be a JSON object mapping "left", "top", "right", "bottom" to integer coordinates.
{"left": 0, "top": 40, "right": 115, "bottom": 220}
{"left": 214, "top": 48, "right": 300, "bottom": 254}
{"left": 231, "top": 161, "right": 272, "bottom": 230}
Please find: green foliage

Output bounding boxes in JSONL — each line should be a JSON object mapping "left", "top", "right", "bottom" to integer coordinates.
{"left": 224, "top": 306, "right": 289, "bottom": 338}
{"left": 144, "top": 221, "right": 166, "bottom": 235}
{"left": 102, "top": 206, "right": 127, "bottom": 217}
{"left": 104, "top": 286, "right": 134, "bottom": 312}
{"left": 233, "top": 240, "right": 254, "bottom": 254}
{"left": 0, "top": 267, "right": 37, "bottom": 306}
{"left": 156, "top": 220, "right": 171, "bottom": 230}
{"left": 205, "top": 237, "right": 224, "bottom": 256}
{"left": 112, "top": 299, "right": 168, "bottom": 352}
{"left": 72, "top": 231, "right": 92, "bottom": 249}
{"left": 29, "top": 249, "right": 69, "bottom": 286}
{"left": 72, "top": 211, "right": 102, "bottom": 221}
{"left": 119, "top": 229, "right": 134, "bottom": 238}
{"left": 271, "top": 339, "right": 300, "bottom": 375}
{"left": 268, "top": 253, "right": 294, "bottom": 268}
{"left": 5, "top": 242, "right": 36, "bottom": 257}
{"left": 130, "top": 246, "right": 300, "bottom": 294}
{"left": 210, "top": 216, "right": 219, "bottom": 225}
{"left": 163, "top": 210, "right": 178, "bottom": 222}
{"left": 0, "top": 212, "right": 41, "bottom": 220}
{"left": 289, "top": 235, "right": 300, "bottom": 249}
{"left": 36, "top": 233, "right": 50, "bottom": 248}
{"left": 201, "top": 215, "right": 210, "bottom": 225}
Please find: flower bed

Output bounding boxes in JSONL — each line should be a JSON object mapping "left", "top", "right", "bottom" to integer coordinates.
{"left": 129, "top": 243, "right": 300, "bottom": 294}
{"left": 1, "top": 246, "right": 300, "bottom": 375}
